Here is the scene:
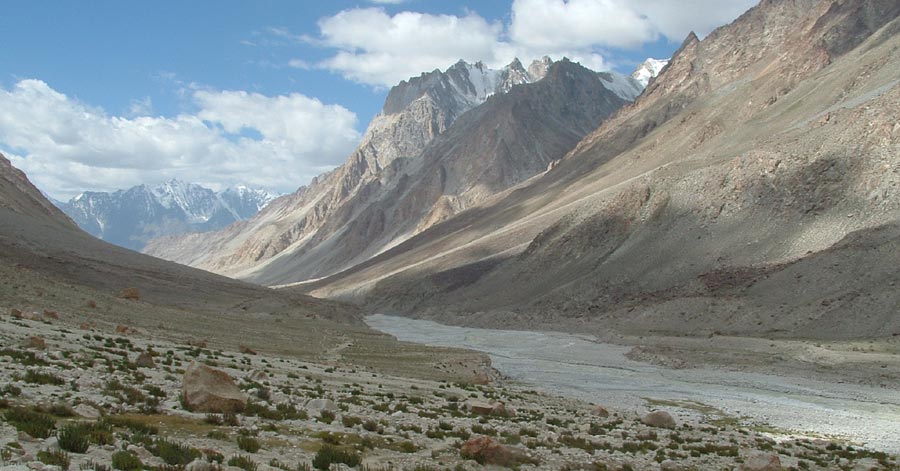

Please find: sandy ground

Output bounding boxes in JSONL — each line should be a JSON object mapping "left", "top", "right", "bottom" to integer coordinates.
{"left": 367, "top": 314, "right": 900, "bottom": 454}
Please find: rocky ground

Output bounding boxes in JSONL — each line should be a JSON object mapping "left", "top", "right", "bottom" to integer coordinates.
{"left": 2, "top": 310, "right": 897, "bottom": 471}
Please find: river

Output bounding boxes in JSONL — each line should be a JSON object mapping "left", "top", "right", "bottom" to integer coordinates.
{"left": 366, "top": 314, "right": 900, "bottom": 453}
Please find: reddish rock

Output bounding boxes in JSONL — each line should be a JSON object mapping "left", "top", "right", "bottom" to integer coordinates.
{"left": 9, "top": 308, "right": 23, "bottom": 318}
{"left": 118, "top": 287, "right": 141, "bottom": 301}
{"left": 592, "top": 405, "right": 610, "bottom": 418}
{"left": 42, "top": 310, "right": 59, "bottom": 320}
{"left": 24, "top": 336, "right": 46, "bottom": 350}
{"left": 739, "top": 452, "right": 782, "bottom": 471}
{"left": 115, "top": 325, "right": 138, "bottom": 335}
{"left": 85, "top": 300, "right": 97, "bottom": 309}
{"left": 460, "top": 436, "right": 522, "bottom": 466}
{"left": 182, "top": 362, "right": 248, "bottom": 413}
{"left": 238, "top": 344, "right": 257, "bottom": 355}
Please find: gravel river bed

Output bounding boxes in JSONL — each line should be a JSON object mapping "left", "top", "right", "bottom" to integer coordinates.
{"left": 366, "top": 314, "right": 900, "bottom": 453}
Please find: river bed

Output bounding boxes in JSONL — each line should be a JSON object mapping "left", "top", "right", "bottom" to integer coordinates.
{"left": 366, "top": 314, "right": 900, "bottom": 453}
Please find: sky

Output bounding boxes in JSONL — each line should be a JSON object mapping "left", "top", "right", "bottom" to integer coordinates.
{"left": 0, "top": 0, "right": 756, "bottom": 200}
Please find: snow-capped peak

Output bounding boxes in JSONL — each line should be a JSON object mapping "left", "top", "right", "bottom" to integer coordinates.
{"left": 632, "top": 58, "right": 670, "bottom": 87}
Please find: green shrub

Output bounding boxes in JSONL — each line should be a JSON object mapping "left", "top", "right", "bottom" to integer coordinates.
{"left": 341, "top": 415, "right": 362, "bottom": 428}
{"left": 228, "top": 455, "right": 259, "bottom": 471}
{"left": 58, "top": 423, "right": 91, "bottom": 453}
{"left": 111, "top": 450, "right": 143, "bottom": 471}
{"left": 207, "top": 430, "right": 229, "bottom": 440}
{"left": 20, "top": 370, "right": 65, "bottom": 385}
{"left": 154, "top": 438, "right": 201, "bottom": 465}
{"left": 237, "top": 435, "right": 261, "bottom": 453}
{"left": 37, "top": 449, "right": 71, "bottom": 470}
{"left": 4, "top": 407, "right": 56, "bottom": 438}
{"left": 317, "top": 410, "right": 335, "bottom": 424}
{"left": 100, "top": 416, "right": 159, "bottom": 435}
{"left": 0, "top": 348, "right": 49, "bottom": 366}
{"left": 312, "top": 445, "right": 360, "bottom": 470}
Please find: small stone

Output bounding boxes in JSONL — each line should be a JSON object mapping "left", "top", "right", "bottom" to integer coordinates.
{"left": 42, "top": 310, "right": 59, "bottom": 320}
{"left": 9, "top": 308, "right": 23, "bottom": 318}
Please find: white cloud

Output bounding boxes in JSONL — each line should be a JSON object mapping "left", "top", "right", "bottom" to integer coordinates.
{"left": 0, "top": 80, "right": 360, "bottom": 200}
{"left": 316, "top": 8, "right": 503, "bottom": 87}
{"left": 367, "top": 0, "right": 408, "bottom": 4}
{"left": 305, "top": 0, "right": 757, "bottom": 87}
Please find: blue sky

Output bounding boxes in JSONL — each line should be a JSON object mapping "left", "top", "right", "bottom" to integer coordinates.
{"left": 0, "top": 0, "right": 756, "bottom": 199}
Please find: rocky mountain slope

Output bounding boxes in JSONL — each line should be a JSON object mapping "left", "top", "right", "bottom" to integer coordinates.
{"left": 56, "top": 180, "right": 275, "bottom": 251}
{"left": 0, "top": 151, "right": 492, "bottom": 381}
{"left": 146, "top": 58, "right": 640, "bottom": 282}
{"left": 308, "top": 0, "right": 900, "bottom": 342}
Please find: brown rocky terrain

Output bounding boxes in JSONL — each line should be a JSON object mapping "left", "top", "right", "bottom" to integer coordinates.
{"left": 307, "top": 0, "right": 900, "bottom": 345}
{"left": 0, "top": 151, "right": 488, "bottom": 382}
{"left": 145, "top": 59, "right": 636, "bottom": 284}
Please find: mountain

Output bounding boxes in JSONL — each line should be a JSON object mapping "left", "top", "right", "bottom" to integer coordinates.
{"left": 55, "top": 180, "right": 276, "bottom": 250}
{"left": 146, "top": 58, "right": 639, "bottom": 282}
{"left": 305, "top": 0, "right": 900, "bottom": 341}
{"left": 631, "top": 58, "right": 669, "bottom": 87}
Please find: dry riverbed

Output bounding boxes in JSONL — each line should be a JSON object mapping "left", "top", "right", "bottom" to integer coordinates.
{"left": 366, "top": 314, "right": 900, "bottom": 457}
{"left": 0, "top": 310, "right": 897, "bottom": 471}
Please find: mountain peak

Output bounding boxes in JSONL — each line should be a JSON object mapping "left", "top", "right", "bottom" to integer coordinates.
{"left": 631, "top": 57, "right": 670, "bottom": 87}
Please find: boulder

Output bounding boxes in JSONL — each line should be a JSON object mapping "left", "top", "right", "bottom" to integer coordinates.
{"left": 186, "top": 459, "right": 216, "bottom": 471}
{"left": 306, "top": 398, "right": 337, "bottom": 412}
{"left": 642, "top": 410, "right": 676, "bottom": 429}
{"left": 467, "top": 400, "right": 515, "bottom": 417}
{"left": 238, "top": 344, "right": 257, "bottom": 355}
{"left": 24, "top": 336, "right": 46, "bottom": 350}
{"left": 134, "top": 352, "right": 155, "bottom": 368}
{"left": 118, "top": 287, "right": 141, "bottom": 301}
{"left": 73, "top": 404, "right": 101, "bottom": 419}
{"left": 182, "top": 362, "right": 248, "bottom": 413}
{"left": 460, "top": 436, "right": 527, "bottom": 466}
{"left": 739, "top": 452, "right": 782, "bottom": 471}
{"left": 42, "top": 310, "right": 59, "bottom": 320}
{"left": 115, "top": 325, "right": 135, "bottom": 335}
{"left": 247, "top": 370, "right": 268, "bottom": 382}
{"left": 592, "top": 405, "right": 610, "bottom": 418}
{"left": 660, "top": 460, "right": 683, "bottom": 471}
{"left": 9, "top": 308, "right": 22, "bottom": 318}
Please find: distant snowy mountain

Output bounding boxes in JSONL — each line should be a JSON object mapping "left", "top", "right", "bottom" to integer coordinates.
{"left": 631, "top": 58, "right": 670, "bottom": 87}
{"left": 55, "top": 180, "right": 276, "bottom": 250}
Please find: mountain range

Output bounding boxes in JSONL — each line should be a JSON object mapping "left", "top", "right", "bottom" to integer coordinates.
{"left": 54, "top": 180, "right": 276, "bottom": 251}
{"left": 144, "top": 57, "right": 647, "bottom": 280}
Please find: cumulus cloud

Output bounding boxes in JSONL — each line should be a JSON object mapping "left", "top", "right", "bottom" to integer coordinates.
{"left": 316, "top": 8, "right": 503, "bottom": 87}
{"left": 0, "top": 80, "right": 360, "bottom": 199}
{"left": 306, "top": 0, "right": 757, "bottom": 87}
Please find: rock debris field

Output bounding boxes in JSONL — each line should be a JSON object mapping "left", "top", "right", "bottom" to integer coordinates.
{"left": 1, "top": 311, "right": 897, "bottom": 471}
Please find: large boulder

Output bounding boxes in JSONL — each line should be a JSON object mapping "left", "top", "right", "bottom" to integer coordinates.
{"left": 592, "top": 405, "right": 610, "bottom": 418}
{"left": 23, "top": 336, "right": 46, "bottom": 350}
{"left": 642, "top": 410, "right": 676, "bottom": 429}
{"left": 739, "top": 452, "right": 782, "bottom": 471}
{"left": 466, "top": 400, "right": 516, "bottom": 417}
{"left": 306, "top": 398, "right": 337, "bottom": 412}
{"left": 182, "top": 362, "right": 247, "bottom": 413}
{"left": 134, "top": 352, "right": 155, "bottom": 368}
{"left": 460, "top": 436, "right": 521, "bottom": 466}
